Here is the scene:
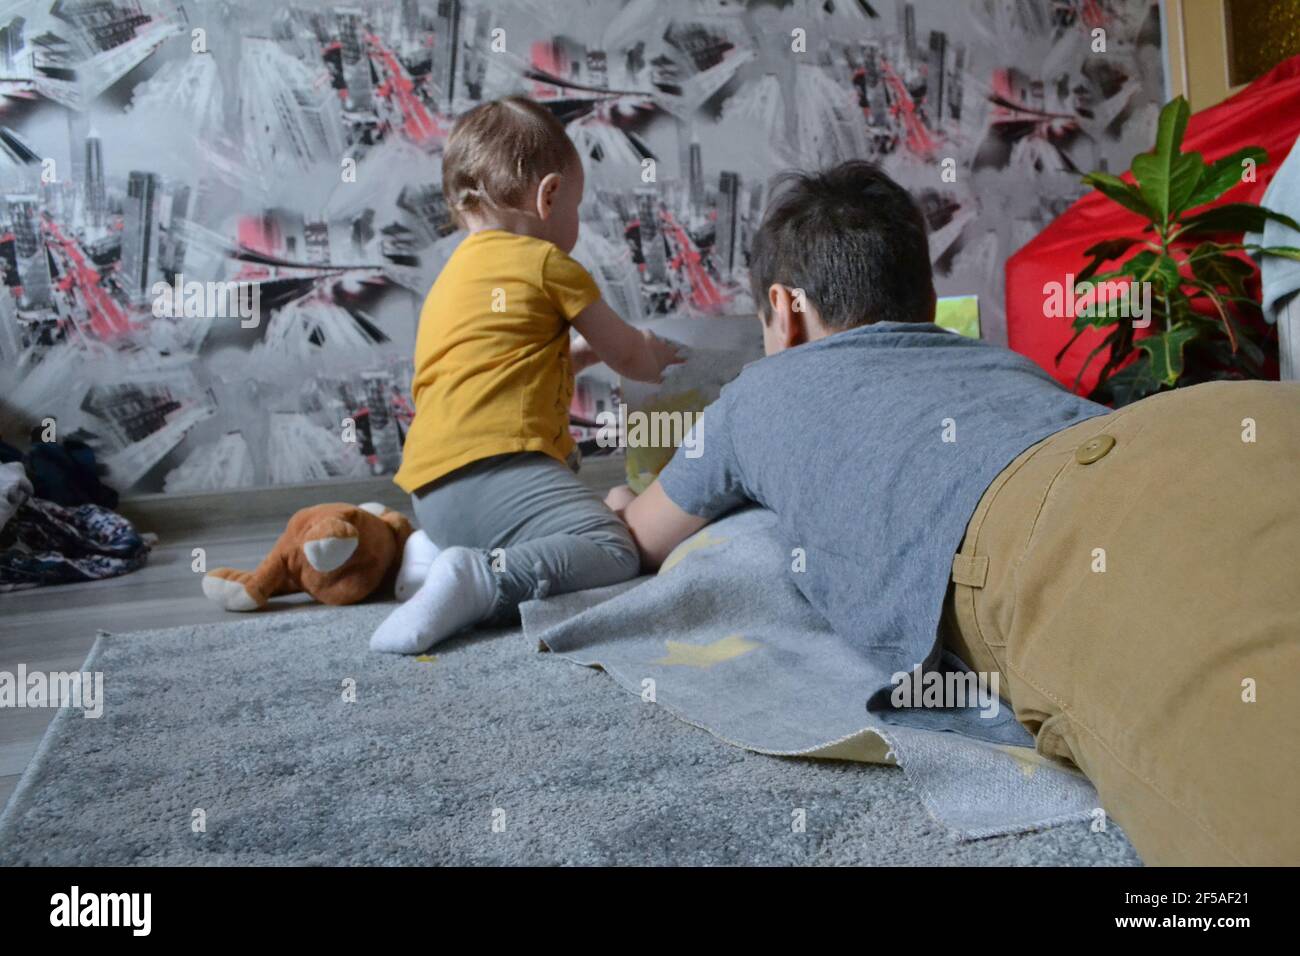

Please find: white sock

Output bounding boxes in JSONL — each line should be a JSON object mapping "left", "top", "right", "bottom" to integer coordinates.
{"left": 370, "top": 546, "right": 497, "bottom": 655}
{"left": 394, "top": 530, "right": 441, "bottom": 602}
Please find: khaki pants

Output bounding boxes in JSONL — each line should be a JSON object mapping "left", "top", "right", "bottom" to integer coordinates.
{"left": 942, "top": 380, "right": 1300, "bottom": 865}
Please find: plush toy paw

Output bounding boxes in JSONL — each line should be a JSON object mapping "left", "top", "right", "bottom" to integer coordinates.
{"left": 202, "top": 569, "right": 268, "bottom": 611}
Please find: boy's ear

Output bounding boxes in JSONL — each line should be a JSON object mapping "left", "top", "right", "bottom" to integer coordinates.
{"left": 767, "top": 283, "right": 809, "bottom": 350}
{"left": 535, "top": 172, "right": 562, "bottom": 220}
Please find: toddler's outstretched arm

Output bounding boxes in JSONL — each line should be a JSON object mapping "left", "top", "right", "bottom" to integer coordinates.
{"left": 572, "top": 298, "right": 684, "bottom": 383}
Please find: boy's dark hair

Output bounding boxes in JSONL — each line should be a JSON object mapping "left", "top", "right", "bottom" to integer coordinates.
{"left": 748, "top": 161, "right": 935, "bottom": 329}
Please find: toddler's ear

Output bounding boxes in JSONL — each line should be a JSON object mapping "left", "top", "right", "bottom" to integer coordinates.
{"left": 535, "top": 172, "right": 563, "bottom": 220}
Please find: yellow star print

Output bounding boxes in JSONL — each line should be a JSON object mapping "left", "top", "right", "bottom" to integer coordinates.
{"left": 659, "top": 528, "right": 728, "bottom": 574}
{"left": 653, "top": 633, "right": 759, "bottom": 668}
{"left": 995, "top": 744, "right": 1053, "bottom": 779}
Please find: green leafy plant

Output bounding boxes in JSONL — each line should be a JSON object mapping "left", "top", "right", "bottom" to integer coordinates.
{"left": 1060, "top": 95, "right": 1300, "bottom": 406}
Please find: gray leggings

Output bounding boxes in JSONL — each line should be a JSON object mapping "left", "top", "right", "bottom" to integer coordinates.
{"left": 410, "top": 452, "right": 640, "bottom": 621}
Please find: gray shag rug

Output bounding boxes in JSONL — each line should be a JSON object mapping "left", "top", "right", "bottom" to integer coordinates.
{"left": 0, "top": 604, "right": 1140, "bottom": 865}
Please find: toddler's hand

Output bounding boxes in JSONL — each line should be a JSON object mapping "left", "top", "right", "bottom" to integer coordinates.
{"left": 604, "top": 484, "right": 637, "bottom": 513}
{"left": 571, "top": 334, "right": 599, "bottom": 373}
{"left": 642, "top": 330, "right": 686, "bottom": 383}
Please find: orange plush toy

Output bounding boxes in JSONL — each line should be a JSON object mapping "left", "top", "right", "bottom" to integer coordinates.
{"left": 203, "top": 502, "right": 413, "bottom": 611}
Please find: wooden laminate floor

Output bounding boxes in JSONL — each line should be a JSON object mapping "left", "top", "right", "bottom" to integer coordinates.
{"left": 0, "top": 519, "right": 330, "bottom": 814}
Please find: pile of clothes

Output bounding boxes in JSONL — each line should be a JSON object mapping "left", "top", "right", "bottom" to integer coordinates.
{"left": 0, "top": 436, "right": 151, "bottom": 592}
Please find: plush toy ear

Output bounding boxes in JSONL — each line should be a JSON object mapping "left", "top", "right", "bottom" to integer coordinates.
{"left": 378, "top": 509, "right": 414, "bottom": 549}
{"left": 302, "top": 517, "right": 360, "bottom": 573}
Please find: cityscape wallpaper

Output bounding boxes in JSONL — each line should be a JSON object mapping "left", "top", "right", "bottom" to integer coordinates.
{"left": 0, "top": 0, "right": 1165, "bottom": 494}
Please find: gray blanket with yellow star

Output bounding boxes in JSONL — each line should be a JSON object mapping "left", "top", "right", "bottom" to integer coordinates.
{"left": 521, "top": 507, "right": 1107, "bottom": 840}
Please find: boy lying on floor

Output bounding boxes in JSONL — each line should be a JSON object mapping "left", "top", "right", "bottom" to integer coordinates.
{"left": 606, "top": 161, "right": 1300, "bottom": 867}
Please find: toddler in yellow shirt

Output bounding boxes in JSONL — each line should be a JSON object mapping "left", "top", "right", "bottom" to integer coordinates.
{"left": 372, "top": 96, "right": 681, "bottom": 654}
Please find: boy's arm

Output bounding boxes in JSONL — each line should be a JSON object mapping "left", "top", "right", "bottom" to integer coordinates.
{"left": 605, "top": 480, "right": 708, "bottom": 572}
{"left": 571, "top": 298, "right": 683, "bottom": 383}
{"left": 605, "top": 382, "right": 746, "bottom": 571}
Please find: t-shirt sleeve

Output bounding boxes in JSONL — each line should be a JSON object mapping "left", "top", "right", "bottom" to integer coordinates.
{"left": 657, "top": 388, "right": 752, "bottom": 520}
{"left": 542, "top": 246, "right": 602, "bottom": 321}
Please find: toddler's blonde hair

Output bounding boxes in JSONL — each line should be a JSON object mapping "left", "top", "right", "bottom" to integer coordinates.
{"left": 442, "top": 96, "right": 578, "bottom": 224}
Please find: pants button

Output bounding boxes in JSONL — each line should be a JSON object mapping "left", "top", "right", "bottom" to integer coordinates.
{"left": 1075, "top": 434, "right": 1116, "bottom": 464}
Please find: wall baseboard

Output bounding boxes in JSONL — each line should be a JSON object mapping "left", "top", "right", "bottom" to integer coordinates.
{"left": 119, "top": 453, "right": 628, "bottom": 537}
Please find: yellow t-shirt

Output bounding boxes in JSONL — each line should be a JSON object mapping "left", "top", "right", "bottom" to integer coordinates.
{"left": 394, "top": 230, "right": 602, "bottom": 493}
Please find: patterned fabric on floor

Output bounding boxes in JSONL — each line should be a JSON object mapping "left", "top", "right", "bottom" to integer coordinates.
{"left": 0, "top": 496, "right": 150, "bottom": 591}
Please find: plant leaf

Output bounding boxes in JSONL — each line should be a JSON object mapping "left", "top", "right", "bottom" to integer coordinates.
{"left": 1250, "top": 245, "right": 1300, "bottom": 261}
{"left": 1129, "top": 97, "right": 1197, "bottom": 222}
{"left": 1234, "top": 326, "right": 1267, "bottom": 368}
{"left": 1188, "top": 244, "right": 1254, "bottom": 298}
{"left": 1082, "top": 237, "right": 1145, "bottom": 260}
{"left": 1119, "top": 250, "right": 1182, "bottom": 291}
{"left": 1095, "top": 356, "right": 1163, "bottom": 407}
{"left": 1153, "top": 96, "right": 1192, "bottom": 162}
{"left": 1136, "top": 325, "right": 1200, "bottom": 386}
{"left": 1133, "top": 150, "right": 1205, "bottom": 223}
{"left": 1054, "top": 325, "right": 1089, "bottom": 366}
{"left": 1179, "top": 203, "right": 1300, "bottom": 238}
{"left": 1184, "top": 147, "right": 1267, "bottom": 209}
{"left": 1071, "top": 269, "right": 1152, "bottom": 327}
{"left": 1081, "top": 171, "right": 1155, "bottom": 220}
{"left": 1189, "top": 282, "right": 1237, "bottom": 352}
{"left": 1076, "top": 238, "right": 1145, "bottom": 283}
{"left": 1072, "top": 326, "right": 1122, "bottom": 393}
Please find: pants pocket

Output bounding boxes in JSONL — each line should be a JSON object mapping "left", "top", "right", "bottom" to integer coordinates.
{"left": 943, "top": 581, "right": 1011, "bottom": 701}
{"left": 1032, "top": 712, "right": 1079, "bottom": 768}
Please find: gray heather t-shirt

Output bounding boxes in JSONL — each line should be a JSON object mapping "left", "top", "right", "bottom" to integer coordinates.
{"left": 658, "top": 322, "right": 1108, "bottom": 675}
